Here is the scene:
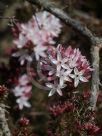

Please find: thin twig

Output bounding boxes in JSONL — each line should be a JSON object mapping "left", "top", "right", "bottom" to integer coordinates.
{"left": 90, "top": 46, "right": 100, "bottom": 110}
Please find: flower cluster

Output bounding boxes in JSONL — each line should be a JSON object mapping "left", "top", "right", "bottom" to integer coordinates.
{"left": 12, "top": 74, "right": 32, "bottom": 109}
{"left": 13, "top": 117, "right": 31, "bottom": 136}
{"left": 12, "top": 11, "right": 62, "bottom": 64}
{"left": 49, "top": 101, "right": 73, "bottom": 116}
{"left": 40, "top": 44, "right": 92, "bottom": 96}
{"left": 48, "top": 90, "right": 99, "bottom": 136}
{"left": 74, "top": 121, "right": 99, "bottom": 136}
{"left": 83, "top": 122, "right": 100, "bottom": 135}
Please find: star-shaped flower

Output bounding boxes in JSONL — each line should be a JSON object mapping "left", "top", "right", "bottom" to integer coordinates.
{"left": 46, "top": 82, "right": 66, "bottom": 96}
{"left": 58, "top": 69, "right": 72, "bottom": 86}
{"left": 70, "top": 68, "right": 88, "bottom": 87}
{"left": 50, "top": 50, "right": 69, "bottom": 76}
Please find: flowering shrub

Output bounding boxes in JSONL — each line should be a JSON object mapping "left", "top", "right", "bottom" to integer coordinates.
{"left": 0, "top": 8, "right": 100, "bottom": 136}
{"left": 7, "top": 10, "right": 100, "bottom": 136}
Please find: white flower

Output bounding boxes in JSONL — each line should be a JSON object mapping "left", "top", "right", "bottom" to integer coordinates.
{"left": 50, "top": 50, "right": 69, "bottom": 76}
{"left": 70, "top": 68, "right": 88, "bottom": 87}
{"left": 46, "top": 82, "right": 66, "bottom": 96}
{"left": 12, "top": 49, "right": 32, "bottom": 65}
{"left": 13, "top": 34, "right": 28, "bottom": 49}
{"left": 35, "top": 11, "right": 62, "bottom": 37}
{"left": 20, "top": 11, "right": 62, "bottom": 46}
{"left": 58, "top": 69, "right": 72, "bottom": 86}
{"left": 19, "top": 74, "right": 30, "bottom": 86}
{"left": 16, "top": 96, "right": 31, "bottom": 110}
{"left": 34, "top": 45, "right": 47, "bottom": 60}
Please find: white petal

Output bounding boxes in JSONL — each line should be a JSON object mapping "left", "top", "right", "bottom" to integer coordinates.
{"left": 35, "top": 52, "right": 39, "bottom": 60}
{"left": 57, "top": 51, "right": 62, "bottom": 61}
{"left": 63, "top": 58, "right": 68, "bottom": 63}
{"left": 64, "top": 69, "right": 72, "bottom": 75}
{"left": 60, "top": 77, "right": 64, "bottom": 86}
{"left": 20, "top": 59, "right": 25, "bottom": 65}
{"left": 74, "top": 77, "right": 79, "bottom": 87}
{"left": 57, "top": 64, "right": 61, "bottom": 75}
{"left": 62, "top": 64, "right": 69, "bottom": 69}
{"left": 57, "top": 44, "right": 61, "bottom": 51}
{"left": 74, "top": 68, "right": 79, "bottom": 75}
{"left": 80, "top": 76, "right": 88, "bottom": 82}
{"left": 46, "top": 83, "right": 53, "bottom": 88}
{"left": 51, "top": 59, "right": 58, "bottom": 64}
{"left": 64, "top": 77, "right": 72, "bottom": 82}
{"left": 57, "top": 88, "right": 62, "bottom": 96}
{"left": 48, "top": 70, "right": 55, "bottom": 76}
{"left": 48, "top": 89, "right": 56, "bottom": 96}
{"left": 24, "top": 101, "right": 31, "bottom": 108}
{"left": 16, "top": 99, "right": 23, "bottom": 110}
{"left": 19, "top": 104, "right": 23, "bottom": 110}
{"left": 69, "top": 74, "right": 75, "bottom": 79}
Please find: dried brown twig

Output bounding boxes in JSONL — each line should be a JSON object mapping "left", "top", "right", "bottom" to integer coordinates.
{"left": 27, "top": 0, "right": 102, "bottom": 110}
